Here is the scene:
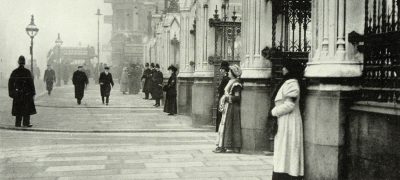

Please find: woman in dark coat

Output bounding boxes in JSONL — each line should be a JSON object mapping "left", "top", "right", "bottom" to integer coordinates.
{"left": 141, "top": 63, "right": 152, "bottom": 99}
{"left": 216, "top": 61, "right": 230, "bottom": 132}
{"left": 72, "top": 66, "right": 88, "bottom": 105}
{"left": 163, "top": 65, "right": 178, "bottom": 115}
{"left": 214, "top": 64, "right": 243, "bottom": 153}
{"left": 152, "top": 64, "right": 163, "bottom": 107}
{"left": 99, "top": 66, "right": 114, "bottom": 105}
{"left": 149, "top": 63, "right": 156, "bottom": 99}
{"left": 8, "top": 56, "right": 36, "bottom": 127}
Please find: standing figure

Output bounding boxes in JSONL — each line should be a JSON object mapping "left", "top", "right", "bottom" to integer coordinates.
{"left": 270, "top": 60, "right": 304, "bottom": 180}
{"left": 62, "top": 63, "right": 70, "bottom": 85}
{"left": 128, "top": 64, "right": 135, "bottom": 94}
{"left": 99, "top": 66, "right": 114, "bottom": 105}
{"left": 216, "top": 61, "right": 230, "bottom": 132}
{"left": 8, "top": 56, "right": 36, "bottom": 127}
{"left": 152, "top": 64, "right": 163, "bottom": 107}
{"left": 141, "top": 63, "right": 152, "bottom": 99}
{"left": 43, "top": 64, "right": 56, "bottom": 95}
{"left": 132, "top": 65, "right": 141, "bottom": 94}
{"left": 72, "top": 66, "right": 88, "bottom": 105}
{"left": 214, "top": 65, "right": 243, "bottom": 153}
{"left": 120, "top": 67, "right": 129, "bottom": 94}
{"left": 163, "top": 65, "right": 178, "bottom": 115}
{"left": 149, "top": 63, "right": 156, "bottom": 99}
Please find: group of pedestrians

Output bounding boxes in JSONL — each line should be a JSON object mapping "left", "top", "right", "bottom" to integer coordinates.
{"left": 119, "top": 64, "right": 142, "bottom": 95}
{"left": 211, "top": 60, "right": 305, "bottom": 180}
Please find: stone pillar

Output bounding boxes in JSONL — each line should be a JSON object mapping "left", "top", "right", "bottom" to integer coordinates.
{"left": 303, "top": 0, "right": 363, "bottom": 179}
{"left": 191, "top": 1, "right": 217, "bottom": 126}
{"left": 178, "top": 8, "right": 195, "bottom": 115}
{"left": 240, "top": 0, "right": 272, "bottom": 152}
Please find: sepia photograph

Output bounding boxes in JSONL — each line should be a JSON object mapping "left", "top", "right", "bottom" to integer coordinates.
{"left": 0, "top": 0, "right": 399, "bottom": 179}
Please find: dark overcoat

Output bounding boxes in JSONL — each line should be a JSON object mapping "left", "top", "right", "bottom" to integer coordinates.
{"left": 150, "top": 69, "right": 156, "bottom": 96}
{"left": 141, "top": 68, "right": 152, "bottom": 93}
{"left": 164, "top": 72, "right": 177, "bottom": 114}
{"left": 216, "top": 74, "right": 230, "bottom": 132}
{"left": 151, "top": 70, "right": 163, "bottom": 99}
{"left": 99, "top": 72, "right": 114, "bottom": 97}
{"left": 8, "top": 66, "right": 37, "bottom": 116}
{"left": 72, "top": 70, "right": 88, "bottom": 99}
{"left": 44, "top": 69, "right": 56, "bottom": 91}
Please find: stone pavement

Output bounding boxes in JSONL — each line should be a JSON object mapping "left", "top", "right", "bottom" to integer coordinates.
{"left": 0, "top": 130, "right": 273, "bottom": 180}
{"left": 0, "top": 83, "right": 211, "bottom": 132}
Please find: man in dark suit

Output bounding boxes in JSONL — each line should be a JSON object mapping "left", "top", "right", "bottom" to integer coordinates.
{"left": 72, "top": 65, "right": 88, "bottom": 105}
{"left": 8, "top": 56, "right": 36, "bottom": 127}
{"left": 99, "top": 66, "right": 114, "bottom": 105}
{"left": 152, "top": 64, "right": 163, "bottom": 107}
{"left": 141, "top": 63, "right": 152, "bottom": 99}
{"left": 43, "top": 64, "right": 56, "bottom": 95}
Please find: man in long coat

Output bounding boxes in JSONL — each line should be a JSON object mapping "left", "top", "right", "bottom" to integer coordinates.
{"left": 43, "top": 64, "right": 56, "bottom": 95}
{"left": 8, "top": 56, "right": 36, "bottom": 127}
{"left": 99, "top": 66, "right": 114, "bottom": 105}
{"left": 149, "top": 63, "right": 156, "bottom": 99}
{"left": 72, "top": 66, "right": 88, "bottom": 105}
{"left": 152, "top": 64, "right": 163, "bottom": 107}
{"left": 141, "top": 63, "right": 152, "bottom": 99}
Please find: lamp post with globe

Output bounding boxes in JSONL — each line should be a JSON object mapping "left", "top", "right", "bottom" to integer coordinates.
{"left": 25, "top": 15, "right": 39, "bottom": 76}
{"left": 55, "top": 33, "right": 63, "bottom": 87}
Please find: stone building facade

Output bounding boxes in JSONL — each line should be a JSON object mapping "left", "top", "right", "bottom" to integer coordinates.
{"left": 145, "top": 0, "right": 400, "bottom": 179}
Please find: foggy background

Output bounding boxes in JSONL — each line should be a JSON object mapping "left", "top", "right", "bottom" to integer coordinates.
{"left": 0, "top": 0, "right": 112, "bottom": 80}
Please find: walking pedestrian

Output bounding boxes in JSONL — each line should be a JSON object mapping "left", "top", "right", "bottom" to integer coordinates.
{"left": 163, "top": 65, "right": 178, "bottom": 115}
{"left": 149, "top": 63, "right": 156, "bottom": 99}
{"left": 141, "top": 63, "right": 152, "bottom": 99}
{"left": 8, "top": 56, "right": 36, "bottom": 127}
{"left": 216, "top": 61, "right": 230, "bottom": 132}
{"left": 43, "top": 64, "right": 56, "bottom": 95}
{"left": 99, "top": 66, "right": 114, "bottom": 105}
{"left": 72, "top": 65, "right": 88, "bottom": 105}
{"left": 120, "top": 67, "right": 129, "bottom": 94}
{"left": 214, "top": 64, "right": 243, "bottom": 153}
{"left": 152, "top": 64, "right": 163, "bottom": 107}
{"left": 270, "top": 59, "right": 304, "bottom": 180}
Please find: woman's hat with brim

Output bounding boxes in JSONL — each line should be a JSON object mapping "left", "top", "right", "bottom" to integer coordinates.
{"left": 220, "top": 61, "right": 229, "bottom": 71}
{"left": 155, "top": 64, "right": 160, "bottom": 68}
{"left": 282, "top": 59, "right": 304, "bottom": 76}
{"left": 150, "top": 63, "right": 155, "bottom": 68}
{"left": 167, "top": 65, "right": 178, "bottom": 72}
{"left": 229, "top": 64, "right": 242, "bottom": 77}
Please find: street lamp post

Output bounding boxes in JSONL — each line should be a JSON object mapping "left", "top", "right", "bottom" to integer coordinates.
{"left": 95, "top": 9, "right": 103, "bottom": 74}
{"left": 55, "top": 33, "right": 63, "bottom": 87}
{"left": 25, "top": 15, "right": 39, "bottom": 76}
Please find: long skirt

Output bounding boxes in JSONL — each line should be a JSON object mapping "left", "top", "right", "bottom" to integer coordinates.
{"left": 46, "top": 81, "right": 54, "bottom": 91}
{"left": 164, "top": 95, "right": 177, "bottom": 114}
{"left": 120, "top": 82, "right": 128, "bottom": 92}
{"left": 216, "top": 102, "right": 241, "bottom": 148}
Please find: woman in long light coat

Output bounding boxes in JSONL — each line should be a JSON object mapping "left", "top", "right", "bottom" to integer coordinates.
{"left": 120, "top": 67, "right": 129, "bottom": 94}
{"left": 271, "top": 60, "right": 304, "bottom": 180}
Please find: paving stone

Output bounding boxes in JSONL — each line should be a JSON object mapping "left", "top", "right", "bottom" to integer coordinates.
{"left": 205, "top": 160, "right": 264, "bottom": 166}
{"left": 233, "top": 165, "right": 273, "bottom": 171}
{"left": 177, "top": 171, "right": 228, "bottom": 178}
{"left": 45, "top": 165, "right": 105, "bottom": 172}
{"left": 58, "top": 172, "right": 179, "bottom": 180}
{"left": 145, "top": 162, "right": 205, "bottom": 168}
{"left": 120, "top": 167, "right": 184, "bottom": 174}
{"left": 37, "top": 156, "right": 107, "bottom": 162}
{"left": 227, "top": 170, "right": 273, "bottom": 177}
{"left": 105, "top": 163, "right": 145, "bottom": 169}
{"left": 124, "top": 158, "right": 169, "bottom": 164}
{"left": 33, "top": 169, "right": 120, "bottom": 178}
{"left": 182, "top": 166, "right": 236, "bottom": 172}
{"left": 220, "top": 177, "right": 261, "bottom": 180}
{"left": 152, "top": 154, "right": 193, "bottom": 159}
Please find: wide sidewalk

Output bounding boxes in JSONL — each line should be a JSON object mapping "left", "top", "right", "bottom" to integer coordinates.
{"left": 0, "top": 83, "right": 211, "bottom": 132}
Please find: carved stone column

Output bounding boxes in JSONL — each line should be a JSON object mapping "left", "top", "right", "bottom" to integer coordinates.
{"left": 240, "top": 0, "right": 272, "bottom": 152}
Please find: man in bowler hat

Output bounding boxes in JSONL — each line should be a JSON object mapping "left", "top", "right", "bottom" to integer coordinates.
{"left": 99, "top": 66, "right": 114, "bottom": 105}
{"left": 72, "top": 65, "right": 88, "bottom": 105}
{"left": 8, "top": 55, "right": 36, "bottom": 127}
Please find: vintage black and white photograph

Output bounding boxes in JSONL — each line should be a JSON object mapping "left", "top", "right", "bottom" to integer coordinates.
{"left": 0, "top": 0, "right": 399, "bottom": 179}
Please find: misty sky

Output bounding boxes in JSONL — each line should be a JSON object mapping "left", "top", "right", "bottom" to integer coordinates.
{"left": 0, "top": 0, "right": 112, "bottom": 72}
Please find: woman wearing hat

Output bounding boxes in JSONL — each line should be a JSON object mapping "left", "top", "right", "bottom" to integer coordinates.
{"left": 270, "top": 59, "right": 304, "bottom": 180}
{"left": 151, "top": 64, "right": 163, "bottom": 107}
{"left": 163, "top": 65, "right": 178, "bottom": 115}
{"left": 214, "top": 64, "right": 243, "bottom": 153}
{"left": 99, "top": 66, "right": 114, "bottom": 105}
{"left": 216, "top": 61, "right": 230, "bottom": 132}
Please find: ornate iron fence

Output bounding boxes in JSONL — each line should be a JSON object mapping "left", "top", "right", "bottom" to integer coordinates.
{"left": 361, "top": 0, "right": 400, "bottom": 103}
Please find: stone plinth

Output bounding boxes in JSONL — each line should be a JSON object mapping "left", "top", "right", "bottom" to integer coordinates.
{"left": 191, "top": 77, "right": 214, "bottom": 126}
{"left": 177, "top": 77, "right": 194, "bottom": 115}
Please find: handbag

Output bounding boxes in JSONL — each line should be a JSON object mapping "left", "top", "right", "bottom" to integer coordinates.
{"left": 162, "top": 85, "right": 169, "bottom": 92}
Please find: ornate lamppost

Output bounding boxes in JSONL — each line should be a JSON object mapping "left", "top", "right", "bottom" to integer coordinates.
{"left": 25, "top": 15, "right": 39, "bottom": 76}
{"left": 95, "top": 9, "right": 103, "bottom": 74}
{"left": 55, "top": 33, "right": 63, "bottom": 86}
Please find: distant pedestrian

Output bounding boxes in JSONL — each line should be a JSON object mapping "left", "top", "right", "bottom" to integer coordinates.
{"left": 120, "top": 67, "right": 129, "bottom": 94}
{"left": 149, "top": 63, "right": 156, "bottom": 99}
{"left": 72, "top": 65, "right": 88, "bottom": 105}
{"left": 8, "top": 56, "right": 36, "bottom": 127}
{"left": 128, "top": 64, "right": 135, "bottom": 94}
{"left": 99, "top": 66, "right": 114, "bottom": 105}
{"left": 270, "top": 59, "right": 304, "bottom": 180}
{"left": 216, "top": 61, "right": 230, "bottom": 132}
{"left": 214, "top": 64, "right": 243, "bottom": 153}
{"left": 141, "top": 63, "right": 152, "bottom": 99}
{"left": 152, "top": 64, "right": 163, "bottom": 107}
{"left": 43, "top": 64, "right": 56, "bottom": 95}
{"left": 163, "top": 65, "right": 178, "bottom": 115}
{"left": 131, "top": 64, "right": 141, "bottom": 94}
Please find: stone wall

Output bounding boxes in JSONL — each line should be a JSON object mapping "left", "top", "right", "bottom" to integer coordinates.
{"left": 347, "top": 103, "right": 400, "bottom": 179}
